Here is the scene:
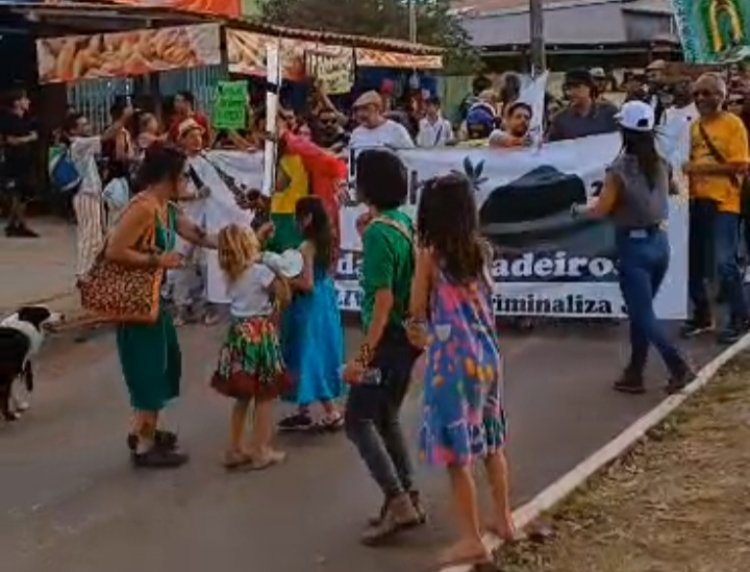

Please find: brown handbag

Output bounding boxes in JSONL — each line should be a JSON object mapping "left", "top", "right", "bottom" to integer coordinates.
{"left": 78, "top": 199, "right": 164, "bottom": 324}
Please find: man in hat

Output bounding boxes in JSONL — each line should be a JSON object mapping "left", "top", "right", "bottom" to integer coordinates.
{"left": 547, "top": 69, "right": 619, "bottom": 142}
{"left": 349, "top": 91, "right": 414, "bottom": 151}
{"left": 590, "top": 67, "right": 612, "bottom": 103}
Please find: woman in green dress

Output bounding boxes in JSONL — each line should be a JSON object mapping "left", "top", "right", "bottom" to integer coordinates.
{"left": 106, "top": 143, "right": 218, "bottom": 469}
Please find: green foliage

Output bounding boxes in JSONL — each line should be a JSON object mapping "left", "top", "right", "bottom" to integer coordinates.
{"left": 258, "top": 0, "right": 482, "bottom": 74}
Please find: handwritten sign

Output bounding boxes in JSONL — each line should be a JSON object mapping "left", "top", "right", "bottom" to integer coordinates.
{"left": 305, "top": 47, "right": 354, "bottom": 95}
{"left": 213, "top": 80, "right": 248, "bottom": 130}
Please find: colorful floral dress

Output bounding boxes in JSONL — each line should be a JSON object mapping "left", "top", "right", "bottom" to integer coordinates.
{"left": 419, "top": 269, "right": 506, "bottom": 466}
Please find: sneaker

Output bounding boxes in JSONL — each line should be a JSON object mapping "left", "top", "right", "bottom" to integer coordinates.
{"left": 131, "top": 446, "right": 189, "bottom": 469}
{"left": 361, "top": 493, "right": 421, "bottom": 546}
{"left": 665, "top": 367, "right": 696, "bottom": 395}
{"left": 409, "top": 490, "right": 428, "bottom": 525}
{"left": 613, "top": 371, "right": 646, "bottom": 395}
{"left": 717, "top": 320, "right": 749, "bottom": 345}
{"left": 680, "top": 319, "right": 714, "bottom": 339}
{"left": 14, "top": 224, "right": 39, "bottom": 238}
{"left": 278, "top": 412, "right": 314, "bottom": 432}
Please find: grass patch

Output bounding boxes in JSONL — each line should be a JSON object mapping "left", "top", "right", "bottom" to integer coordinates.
{"left": 499, "top": 352, "right": 750, "bottom": 572}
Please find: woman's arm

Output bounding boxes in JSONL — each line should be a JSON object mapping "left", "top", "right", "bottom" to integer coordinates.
{"left": 175, "top": 214, "right": 217, "bottom": 249}
{"left": 288, "top": 241, "right": 315, "bottom": 293}
{"left": 581, "top": 170, "right": 619, "bottom": 218}
{"left": 106, "top": 203, "right": 164, "bottom": 268}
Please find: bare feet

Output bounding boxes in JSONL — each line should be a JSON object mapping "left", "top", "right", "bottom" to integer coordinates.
{"left": 437, "top": 538, "right": 491, "bottom": 568}
{"left": 484, "top": 514, "right": 518, "bottom": 543}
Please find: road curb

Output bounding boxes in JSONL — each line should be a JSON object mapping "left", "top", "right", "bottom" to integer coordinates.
{"left": 441, "top": 332, "right": 750, "bottom": 572}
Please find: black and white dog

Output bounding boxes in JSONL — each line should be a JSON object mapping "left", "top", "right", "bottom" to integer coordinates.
{"left": 0, "top": 306, "right": 62, "bottom": 421}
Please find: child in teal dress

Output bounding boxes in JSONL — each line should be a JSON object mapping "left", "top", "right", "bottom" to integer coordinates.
{"left": 277, "top": 197, "right": 344, "bottom": 431}
{"left": 407, "top": 173, "right": 515, "bottom": 569}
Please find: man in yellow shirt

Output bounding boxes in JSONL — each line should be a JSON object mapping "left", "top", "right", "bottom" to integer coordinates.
{"left": 683, "top": 73, "right": 750, "bottom": 344}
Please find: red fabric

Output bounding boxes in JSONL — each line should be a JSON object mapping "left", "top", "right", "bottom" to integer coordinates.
{"left": 282, "top": 132, "right": 345, "bottom": 260}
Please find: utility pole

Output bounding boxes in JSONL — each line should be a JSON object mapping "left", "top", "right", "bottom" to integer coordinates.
{"left": 529, "top": 0, "right": 546, "bottom": 75}
{"left": 408, "top": 0, "right": 417, "bottom": 43}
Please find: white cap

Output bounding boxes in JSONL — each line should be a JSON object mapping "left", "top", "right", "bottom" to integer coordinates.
{"left": 616, "top": 100, "right": 655, "bottom": 132}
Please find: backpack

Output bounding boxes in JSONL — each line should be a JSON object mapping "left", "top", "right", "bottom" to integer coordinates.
{"left": 48, "top": 145, "right": 82, "bottom": 195}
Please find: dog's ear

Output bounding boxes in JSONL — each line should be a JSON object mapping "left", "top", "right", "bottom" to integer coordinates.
{"left": 16, "top": 306, "right": 52, "bottom": 329}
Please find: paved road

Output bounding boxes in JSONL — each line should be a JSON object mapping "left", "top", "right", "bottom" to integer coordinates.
{"left": 0, "top": 321, "right": 721, "bottom": 572}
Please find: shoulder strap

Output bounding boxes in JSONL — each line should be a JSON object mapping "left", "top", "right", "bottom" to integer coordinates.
{"left": 697, "top": 121, "right": 740, "bottom": 186}
{"left": 698, "top": 121, "right": 726, "bottom": 164}
{"left": 370, "top": 216, "right": 417, "bottom": 262}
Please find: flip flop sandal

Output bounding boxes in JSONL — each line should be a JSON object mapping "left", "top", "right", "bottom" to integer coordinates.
{"left": 318, "top": 414, "right": 345, "bottom": 432}
{"left": 223, "top": 451, "right": 254, "bottom": 470}
{"left": 248, "top": 450, "right": 287, "bottom": 471}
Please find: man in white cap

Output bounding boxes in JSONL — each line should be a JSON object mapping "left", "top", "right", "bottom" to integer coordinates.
{"left": 349, "top": 90, "right": 414, "bottom": 150}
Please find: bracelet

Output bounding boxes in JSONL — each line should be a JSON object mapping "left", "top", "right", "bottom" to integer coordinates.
{"left": 357, "top": 343, "right": 373, "bottom": 366}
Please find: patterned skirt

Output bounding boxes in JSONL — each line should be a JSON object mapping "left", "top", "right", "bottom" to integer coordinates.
{"left": 211, "top": 316, "right": 289, "bottom": 400}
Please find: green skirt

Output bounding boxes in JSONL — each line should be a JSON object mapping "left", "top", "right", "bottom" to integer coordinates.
{"left": 116, "top": 307, "right": 181, "bottom": 412}
{"left": 265, "top": 213, "right": 303, "bottom": 253}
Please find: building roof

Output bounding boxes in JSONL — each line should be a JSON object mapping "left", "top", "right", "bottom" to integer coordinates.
{"left": 0, "top": 0, "right": 441, "bottom": 54}
{"left": 455, "top": 0, "right": 678, "bottom": 48}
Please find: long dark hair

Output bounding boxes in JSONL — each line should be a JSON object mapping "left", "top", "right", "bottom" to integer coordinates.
{"left": 295, "top": 196, "right": 334, "bottom": 271}
{"left": 622, "top": 128, "right": 660, "bottom": 189}
{"left": 133, "top": 142, "right": 186, "bottom": 192}
{"left": 417, "top": 173, "right": 486, "bottom": 284}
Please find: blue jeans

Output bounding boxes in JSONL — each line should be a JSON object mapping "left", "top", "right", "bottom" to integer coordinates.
{"left": 617, "top": 228, "right": 687, "bottom": 376}
{"left": 688, "top": 199, "right": 748, "bottom": 327}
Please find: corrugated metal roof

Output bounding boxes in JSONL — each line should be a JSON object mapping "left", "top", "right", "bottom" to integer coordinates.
{"left": 0, "top": 0, "right": 441, "bottom": 54}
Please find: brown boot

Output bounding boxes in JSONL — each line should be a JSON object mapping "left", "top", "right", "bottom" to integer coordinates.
{"left": 361, "top": 493, "right": 421, "bottom": 546}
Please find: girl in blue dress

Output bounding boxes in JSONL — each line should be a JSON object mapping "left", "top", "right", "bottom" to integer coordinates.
{"left": 407, "top": 173, "right": 515, "bottom": 569}
{"left": 278, "top": 196, "right": 345, "bottom": 431}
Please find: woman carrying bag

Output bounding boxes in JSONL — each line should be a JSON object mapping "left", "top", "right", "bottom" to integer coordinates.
{"left": 100, "top": 143, "right": 218, "bottom": 468}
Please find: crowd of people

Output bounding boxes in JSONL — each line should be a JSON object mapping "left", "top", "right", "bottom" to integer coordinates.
{"left": 3, "top": 60, "right": 750, "bottom": 568}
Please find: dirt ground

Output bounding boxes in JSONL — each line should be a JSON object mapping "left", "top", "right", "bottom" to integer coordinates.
{"left": 498, "top": 352, "right": 750, "bottom": 572}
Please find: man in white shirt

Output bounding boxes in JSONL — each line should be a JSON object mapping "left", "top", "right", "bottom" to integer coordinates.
{"left": 65, "top": 110, "right": 129, "bottom": 279}
{"left": 349, "top": 91, "right": 414, "bottom": 150}
{"left": 416, "top": 96, "right": 454, "bottom": 148}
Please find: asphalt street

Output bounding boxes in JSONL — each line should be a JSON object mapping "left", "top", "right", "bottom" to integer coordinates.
{"left": 0, "top": 320, "right": 721, "bottom": 572}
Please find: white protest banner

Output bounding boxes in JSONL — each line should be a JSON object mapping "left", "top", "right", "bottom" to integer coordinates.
{"left": 205, "top": 132, "right": 688, "bottom": 319}
{"left": 337, "top": 133, "right": 688, "bottom": 319}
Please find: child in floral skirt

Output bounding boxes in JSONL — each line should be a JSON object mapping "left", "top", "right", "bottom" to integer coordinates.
{"left": 212, "top": 224, "right": 293, "bottom": 470}
{"left": 407, "top": 174, "right": 515, "bottom": 569}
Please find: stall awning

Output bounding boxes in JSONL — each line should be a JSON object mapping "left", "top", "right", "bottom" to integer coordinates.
{"left": 227, "top": 27, "right": 443, "bottom": 78}
{"left": 36, "top": 23, "right": 221, "bottom": 84}
{"left": 111, "top": 0, "right": 240, "bottom": 19}
{"left": 355, "top": 47, "right": 442, "bottom": 70}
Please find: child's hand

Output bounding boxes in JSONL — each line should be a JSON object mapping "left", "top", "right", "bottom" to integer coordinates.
{"left": 342, "top": 360, "right": 365, "bottom": 385}
{"left": 405, "top": 319, "right": 429, "bottom": 350}
{"left": 159, "top": 252, "right": 184, "bottom": 269}
{"left": 256, "top": 221, "right": 275, "bottom": 243}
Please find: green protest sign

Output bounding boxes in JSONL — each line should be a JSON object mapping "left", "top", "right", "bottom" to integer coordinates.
{"left": 213, "top": 81, "right": 248, "bottom": 130}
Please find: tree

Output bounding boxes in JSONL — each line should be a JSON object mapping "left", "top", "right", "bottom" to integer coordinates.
{"left": 258, "top": 0, "right": 482, "bottom": 74}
